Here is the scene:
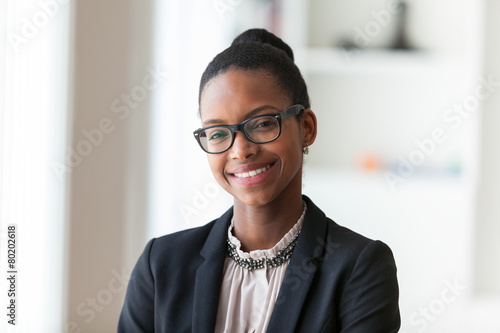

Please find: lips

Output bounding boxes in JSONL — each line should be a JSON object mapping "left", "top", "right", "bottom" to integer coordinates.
{"left": 233, "top": 164, "right": 272, "bottom": 178}
{"left": 228, "top": 162, "right": 276, "bottom": 186}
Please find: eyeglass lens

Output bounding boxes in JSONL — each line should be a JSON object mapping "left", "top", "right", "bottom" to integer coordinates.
{"left": 199, "top": 115, "right": 280, "bottom": 153}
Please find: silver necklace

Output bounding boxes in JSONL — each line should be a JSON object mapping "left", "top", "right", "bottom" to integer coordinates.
{"left": 226, "top": 232, "right": 300, "bottom": 271}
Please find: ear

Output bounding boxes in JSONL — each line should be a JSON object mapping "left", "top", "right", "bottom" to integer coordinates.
{"left": 301, "top": 108, "right": 317, "bottom": 148}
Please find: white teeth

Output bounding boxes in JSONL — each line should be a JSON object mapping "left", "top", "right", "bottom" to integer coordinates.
{"left": 234, "top": 164, "right": 271, "bottom": 178}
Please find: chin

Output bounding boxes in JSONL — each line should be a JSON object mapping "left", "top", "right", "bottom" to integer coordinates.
{"left": 233, "top": 190, "right": 277, "bottom": 207}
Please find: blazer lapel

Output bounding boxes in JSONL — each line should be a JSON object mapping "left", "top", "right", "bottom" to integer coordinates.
{"left": 192, "top": 207, "right": 233, "bottom": 333}
{"left": 266, "top": 196, "right": 328, "bottom": 332}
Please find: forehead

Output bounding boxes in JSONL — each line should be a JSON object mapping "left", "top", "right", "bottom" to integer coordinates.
{"left": 199, "top": 69, "right": 290, "bottom": 124}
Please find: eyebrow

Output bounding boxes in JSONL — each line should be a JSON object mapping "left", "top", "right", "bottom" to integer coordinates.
{"left": 202, "top": 105, "right": 281, "bottom": 127}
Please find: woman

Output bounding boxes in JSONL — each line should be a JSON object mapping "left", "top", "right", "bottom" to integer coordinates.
{"left": 118, "top": 28, "right": 400, "bottom": 332}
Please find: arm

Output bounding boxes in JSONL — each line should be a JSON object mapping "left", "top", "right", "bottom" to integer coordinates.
{"left": 118, "top": 239, "right": 156, "bottom": 333}
{"left": 339, "top": 240, "right": 400, "bottom": 332}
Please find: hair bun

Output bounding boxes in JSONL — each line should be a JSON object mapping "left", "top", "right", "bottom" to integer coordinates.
{"left": 231, "top": 28, "right": 294, "bottom": 61}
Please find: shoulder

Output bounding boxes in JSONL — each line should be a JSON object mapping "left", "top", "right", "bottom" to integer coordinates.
{"left": 151, "top": 220, "right": 217, "bottom": 252}
{"left": 323, "top": 221, "right": 400, "bottom": 330}
{"left": 302, "top": 195, "right": 396, "bottom": 272}
{"left": 142, "top": 206, "right": 233, "bottom": 273}
{"left": 324, "top": 211, "right": 396, "bottom": 266}
{"left": 119, "top": 213, "right": 231, "bottom": 332}
{"left": 328, "top": 219, "right": 394, "bottom": 260}
{"left": 144, "top": 219, "right": 218, "bottom": 268}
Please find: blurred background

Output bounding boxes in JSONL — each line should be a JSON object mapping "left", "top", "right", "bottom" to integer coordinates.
{"left": 1, "top": 0, "right": 500, "bottom": 332}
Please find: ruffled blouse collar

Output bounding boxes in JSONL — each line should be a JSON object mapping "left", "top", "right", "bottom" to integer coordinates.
{"left": 227, "top": 201, "right": 307, "bottom": 261}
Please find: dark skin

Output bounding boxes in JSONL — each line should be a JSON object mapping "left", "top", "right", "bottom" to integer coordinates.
{"left": 200, "top": 69, "right": 317, "bottom": 251}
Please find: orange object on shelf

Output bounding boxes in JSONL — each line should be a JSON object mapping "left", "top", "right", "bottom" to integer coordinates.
{"left": 358, "top": 152, "right": 382, "bottom": 171}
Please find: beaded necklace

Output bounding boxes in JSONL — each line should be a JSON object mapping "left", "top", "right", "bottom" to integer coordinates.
{"left": 226, "top": 232, "right": 300, "bottom": 271}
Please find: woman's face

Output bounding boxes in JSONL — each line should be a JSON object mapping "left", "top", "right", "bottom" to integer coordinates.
{"left": 199, "top": 69, "right": 314, "bottom": 207}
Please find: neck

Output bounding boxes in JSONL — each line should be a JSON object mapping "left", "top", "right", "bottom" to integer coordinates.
{"left": 232, "top": 193, "right": 304, "bottom": 252}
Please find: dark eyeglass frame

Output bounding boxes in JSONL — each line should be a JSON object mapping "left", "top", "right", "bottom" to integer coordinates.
{"left": 193, "top": 104, "right": 305, "bottom": 154}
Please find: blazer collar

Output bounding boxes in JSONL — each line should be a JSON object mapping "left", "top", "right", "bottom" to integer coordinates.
{"left": 192, "top": 206, "right": 233, "bottom": 332}
{"left": 192, "top": 196, "right": 329, "bottom": 333}
{"left": 266, "top": 195, "right": 329, "bottom": 332}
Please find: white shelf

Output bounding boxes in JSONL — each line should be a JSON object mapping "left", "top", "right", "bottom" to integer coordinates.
{"left": 295, "top": 47, "right": 468, "bottom": 75}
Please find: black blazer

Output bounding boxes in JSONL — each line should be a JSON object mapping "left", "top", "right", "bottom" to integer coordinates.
{"left": 118, "top": 196, "right": 400, "bottom": 332}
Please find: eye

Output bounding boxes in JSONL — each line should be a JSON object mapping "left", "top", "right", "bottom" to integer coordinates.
{"left": 250, "top": 117, "right": 277, "bottom": 132}
{"left": 207, "top": 129, "right": 229, "bottom": 142}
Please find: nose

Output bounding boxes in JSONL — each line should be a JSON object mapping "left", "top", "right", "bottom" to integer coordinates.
{"left": 229, "top": 131, "right": 259, "bottom": 160}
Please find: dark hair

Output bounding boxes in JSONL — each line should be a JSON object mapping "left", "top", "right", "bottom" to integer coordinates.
{"left": 198, "top": 28, "right": 310, "bottom": 112}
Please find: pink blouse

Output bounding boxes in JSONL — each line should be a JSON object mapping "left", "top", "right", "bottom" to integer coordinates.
{"left": 215, "top": 203, "right": 307, "bottom": 333}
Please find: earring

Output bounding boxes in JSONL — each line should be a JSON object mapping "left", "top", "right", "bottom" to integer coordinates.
{"left": 302, "top": 145, "right": 309, "bottom": 155}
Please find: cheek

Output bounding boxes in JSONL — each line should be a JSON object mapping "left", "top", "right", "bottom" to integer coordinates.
{"left": 207, "top": 155, "right": 221, "bottom": 173}
{"left": 286, "top": 145, "right": 303, "bottom": 171}
{"left": 274, "top": 135, "right": 303, "bottom": 171}
{"left": 281, "top": 125, "right": 303, "bottom": 156}
{"left": 207, "top": 155, "right": 228, "bottom": 184}
{"left": 285, "top": 132, "right": 304, "bottom": 169}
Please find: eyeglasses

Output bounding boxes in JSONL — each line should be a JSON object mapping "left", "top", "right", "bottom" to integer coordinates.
{"left": 193, "top": 104, "right": 304, "bottom": 154}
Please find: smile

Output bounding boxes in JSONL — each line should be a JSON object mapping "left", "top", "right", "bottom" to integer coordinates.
{"left": 233, "top": 164, "right": 272, "bottom": 178}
